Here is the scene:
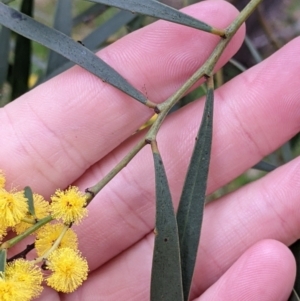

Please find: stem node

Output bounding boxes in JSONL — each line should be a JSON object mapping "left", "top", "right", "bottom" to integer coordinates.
{"left": 154, "top": 106, "right": 161, "bottom": 114}
{"left": 85, "top": 188, "right": 95, "bottom": 199}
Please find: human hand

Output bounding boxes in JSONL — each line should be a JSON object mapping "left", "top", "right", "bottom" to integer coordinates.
{"left": 0, "top": 1, "right": 299, "bottom": 300}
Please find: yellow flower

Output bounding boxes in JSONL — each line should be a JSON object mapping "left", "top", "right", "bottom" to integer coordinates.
{"left": 50, "top": 186, "right": 88, "bottom": 224}
{"left": 0, "top": 170, "right": 5, "bottom": 189}
{"left": 46, "top": 247, "right": 88, "bottom": 293}
{"left": 0, "top": 222, "right": 7, "bottom": 242}
{"left": 0, "top": 278, "right": 28, "bottom": 301}
{"left": 0, "top": 259, "right": 43, "bottom": 300}
{"left": 0, "top": 189, "right": 28, "bottom": 227}
{"left": 14, "top": 193, "right": 50, "bottom": 234}
{"left": 35, "top": 223, "right": 78, "bottom": 257}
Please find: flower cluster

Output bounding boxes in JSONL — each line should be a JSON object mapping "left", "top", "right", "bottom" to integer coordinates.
{"left": 0, "top": 259, "right": 43, "bottom": 301}
{"left": 0, "top": 171, "right": 89, "bottom": 300}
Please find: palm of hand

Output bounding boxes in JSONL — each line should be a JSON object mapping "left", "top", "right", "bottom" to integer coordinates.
{"left": 1, "top": 2, "right": 299, "bottom": 301}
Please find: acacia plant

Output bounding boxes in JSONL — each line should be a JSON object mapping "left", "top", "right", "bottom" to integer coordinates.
{"left": 0, "top": 0, "right": 299, "bottom": 300}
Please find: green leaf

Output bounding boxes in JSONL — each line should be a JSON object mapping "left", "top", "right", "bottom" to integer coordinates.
{"left": 72, "top": 3, "right": 107, "bottom": 27}
{"left": 252, "top": 160, "right": 276, "bottom": 172}
{"left": 46, "top": 0, "right": 72, "bottom": 76}
{"left": 281, "top": 141, "right": 293, "bottom": 163}
{"left": 151, "top": 143, "right": 183, "bottom": 301}
{"left": 38, "top": 10, "right": 137, "bottom": 84}
{"left": 126, "top": 15, "right": 146, "bottom": 33}
{"left": 88, "top": 0, "right": 221, "bottom": 35}
{"left": 0, "top": 249, "right": 6, "bottom": 273}
{"left": 24, "top": 186, "right": 35, "bottom": 217}
{"left": 176, "top": 77, "right": 214, "bottom": 301}
{"left": 10, "top": 0, "right": 33, "bottom": 100}
{"left": 0, "top": 2, "right": 148, "bottom": 105}
{"left": 83, "top": 10, "right": 137, "bottom": 50}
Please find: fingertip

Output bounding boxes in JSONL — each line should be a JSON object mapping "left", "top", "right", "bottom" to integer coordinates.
{"left": 198, "top": 239, "right": 296, "bottom": 301}
{"left": 246, "top": 239, "right": 296, "bottom": 285}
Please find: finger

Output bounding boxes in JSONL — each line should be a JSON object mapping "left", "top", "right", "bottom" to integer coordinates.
{"left": 190, "top": 156, "right": 300, "bottom": 296}
{"left": 63, "top": 238, "right": 294, "bottom": 301}
{"left": 0, "top": 1, "right": 244, "bottom": 196}
{"left": 37, "top": 287, "right": 59, "bottom": 301}
{"left": 62, "top": 234, "right": 154, "bottom": 301}
{"left": 196, "top": 240, "right": 295, "bottom": 301}
{"left": 74, "top": 38, "right": 300, "bottom": 271}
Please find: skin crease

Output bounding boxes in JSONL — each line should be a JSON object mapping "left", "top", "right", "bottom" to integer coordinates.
{"left": 0, "top": 0, "right": 299, "bottom": 300}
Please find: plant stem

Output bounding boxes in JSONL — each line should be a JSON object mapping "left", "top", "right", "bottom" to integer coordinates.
{"left": 34, "top": 224, "right": 69, "bottom": 263}
{"left": 150, "top": 139, "right": 159, "bottom": 154}
{"left": 229, "top": 58, "right": 247, "bottom": 72}
{"left": 146, "top": 99, "right": 158, "bottom": 109}
{"left": 84, "top": 0, "right": 263, "bottom": 203}
{"left": 146, "top": 0, "right": 263, "bottom": 140}
{"left": 21, "top": 217, "right": 36, "bottom": 224}
{"left": 7, "top": 243, "right": 35, "bottom": 262}
{"left": 227, "top": 0, "right": 264, "bottom": 36}
{"left": 85, "top": 138, "right": 147, "bottom": 204}
{"left": 0, "top": 215, "right": 53, "bottom": 249}
{"left": 244, "top": 36, "right": 263, "bottom": 63}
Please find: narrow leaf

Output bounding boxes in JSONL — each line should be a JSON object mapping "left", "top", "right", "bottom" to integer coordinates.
{"left": 82, "top": 10, "right": 137, "bottom": 50}
{"left": 252, "top": 160, "right": 276, "bottom": 172}
{"left": 0, "top": 3, "right": 148, "bottom": 104}
{"left": 0, "top": 26, "right": 10, "bottom": 92}
{"left": 10, "top": 0, "right": 33, "bottom": 100}
{"left": 176, "top": 76, "right": 214, "bottom": 301}
{"left": 244, "top": 35, "right": 263, "bottom": 64}
{"left": 281, "top": 141, "right": 293, "bottom": 163}
{"left": 72, "top": 4, "right": 107, "bottom": 27}
{"left": 126, "top": 15, "right": 146, "bottom": 33}
{"left": 89, "top": 0, "right": 223, "bottom": 35}
{"left": 0, "top": 249, "right": 6, "bottom": 273}
{"left": 37, "top": 11, "right": 137, "bottom": 84}
{"left": 24, "top": 186, "right": 35, "bottom": 217}
{"left": 46, "top": 0, "right": 72, "bottom": 76}
{"left": 151, "top": 142, "right": 183, "bottom": 301}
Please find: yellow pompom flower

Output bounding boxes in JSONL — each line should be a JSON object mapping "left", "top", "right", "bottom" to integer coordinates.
{"left": 0, "top": 170, "right": 5, "bottom": 188}
{"left": 0, "top": 220, "right": 7, "bottom": 241}
{"left": 0, "top": 189, "right": 28, "bottom": 227}
{"left": 46, "top": 247, "right": 88, "bottom": 293}
{"left": 0, "top": 278, "right": 28, "bottom": 301}
{"left": 50, "top": 186, "right": 88, "bottom": 224}
{"left": 35, "top": 223, "right": 78, "bottom": 257}
{"left": 0, "top": 259, "right": 43, "bottom": 300}
{"left": 14, "top": 193, "right": 50, "bottom": 234}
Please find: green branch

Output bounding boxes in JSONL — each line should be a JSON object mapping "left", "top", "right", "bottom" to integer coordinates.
{"left": 0, "top": 215, "right": 53, "bottom": 249}
{"left": 85, "top": 138, "right": 147, "bottom": 204}
{"left": 85, "top": 0, "right": 263, "bottom": 204}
